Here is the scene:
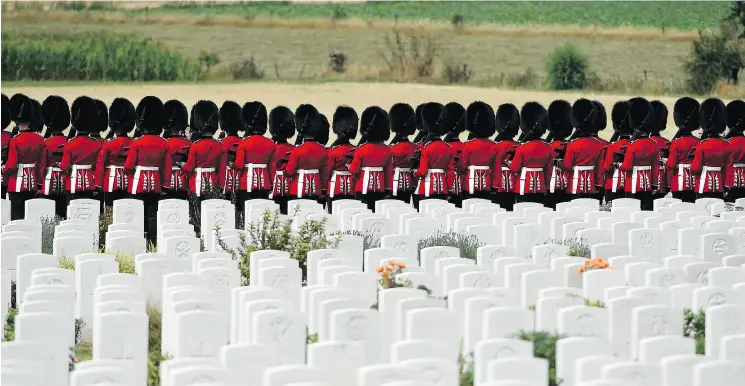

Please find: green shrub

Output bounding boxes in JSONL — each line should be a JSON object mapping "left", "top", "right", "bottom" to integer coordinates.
{"left": 518, "top": 331, "right": 563, "bottom": 386}
{"left": 99, "top": 208, "right": 113, "bottom": 250}
{"left": 418, "top": 231, "right": 485, "bottom": 261}
{"left": 41, "top": 216, "right": 63, "bottom": 255}
{"left": 1, "top": 31, "right": 204, "bottom": 81}
{"left": 230, "top": 56, "right": 266, "bottom": 80}
{"left": 684, "top": 21, "right": 744, "bottom": 93}
{"left": 335, "top": 230, "right": 381, "bottom": 250}
{"left": 3, "top": 307, "right": 17, "bottom": 341}
{"left": 683, "top": 309, "right": 706, "bottom": 354}
{"left": 58, "top": 256, "right": 76, "bottom": 270}
{"left": 75, "top": 318, "right": 85, "bottom": 344}
{"left": 147, "top": 303, "right": 162, "bottom": 352}
{"left": 546, "top": 43, "right": 589, "bottom": 90}
{"left": 114, "top": 254, "right": 136, "bottom": 274}
{"left": 148, "top": 351, "right": 170, "bottom": 386}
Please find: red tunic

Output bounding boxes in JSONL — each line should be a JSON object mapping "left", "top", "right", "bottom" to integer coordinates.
{"left": 60, "top": 135, "right": 99, "bottom": 193}
{"left": 166, "top": 136, "right": 191, "bottom": 192}
{"left": 3, "top": 131, "right": 46, "bottom": 193}
{"left": 413, "top": 140, "right": 451, "bottom": 197}
{"left": 183, "top": 137, "right": 223, "bottom": 196}
{"left": 270, "top": 142, "right": 294, "bottom": 198}
{"left": 218, "top": 135, "right": 243, "bottom": 194}
{"left": 603, "top": 138, "right": 630, "bottom": 193}
{"left": 124, "top": 134, "right": 171, "bottom": 194}
{"left": 325, "top": 143, "right": 355, "bottom": 197}
{"left": 650, "top": 135, "right": 670, "bottom": 194}
{"left": 618, "top": 137, "right": 660, "bottom": 193}
{"left": 348, "top": 142, "right": 391, "bottom": 194}
{"left": 95, "top": 136, "right": 133, "bottom": 193}
{"left": 41, "top": 134, "right": 67, "bottom": 196}
{"left": 389, "top": 140, "right": 418, "bottom": 195}
{"left": 549, "top": 140, "right": 569, "bottom": 194}
{"left": 446, "top": 140, "right": 464, "bottom": 196}
{"left": 559, "top": 137, "right": 605, "bottom": 195}
{"left": 284, "top": 140, "right": 328, "bottom": 198}
{"left": 509, "top": 139, "right": 552, "bottom": 195}
{"left": 493, "top": 140, "right": 517, "bottom": 193}
{"left": 1, "top": 131, "right": 10, "bottom": 189}
{"left": 456, "top": 138, "right": 497, "bottom": 194}
{"left": 691, "top": 137, "right": 729, "bottom": 194}
{"left": 236, "top": 134, "right": 274, "bottom": 193}
{"left": 665, "top": 135, "right": 699, "bottom": 192}
{"left": 727, "top": 135, "right": 745, "bottom": 189}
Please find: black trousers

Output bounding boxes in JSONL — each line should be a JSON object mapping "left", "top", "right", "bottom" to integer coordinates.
{"left": 697, "top": 192, "right": 724, "bottom": 200}
{"left": 274, "top": 196, "right": 291, "bottom": 215}
{"left": 626, "top": 191, "right": 654, "bottom": 211}
{"left": 492, "top": 192, "right": 515, "bottom": 211}
{"left": 164, "top": 190, "right": 189, "bottom": 201}
{"left": 39, "top": 193, "right": 68, "bottom": 219}
{"left": 544, "top": 191, "right": 570, "bottom": 209}
{"left": 726, "top": 188, "right": 745, "bottom": 203}
{"left": 133, "top": 193, "right": 160, "bottom": 245}
{"left": 413, "top": 194, "right": 448, "bottom": 210}
{"left": 672, "top": 191, "right": 696, "bottom": 203}
{"left": 391, "top": 192, "right": 413, "bottom": 207}
{"left": 356, "top": 192, "right": 387, "bottom": 212}
{"left": 8, "top": 191, "right": 37, "bottom": 221}
{"left": 326, "top": 195, "right": 354, "bottom": 214}
{"left": 450, "top": 194, "right": 463, "bottom": 209}
{"left": 463, "top": 191, "right": 493, "bottom": 201}
{"left": 515, "top": 193, "right": 544, "bottom": 204}
{"left": 103, "top": 191, "right": 129, "bottom": 208}
{"left": 1, "top": 185, "right": 7, "bottom": 200}
{"left": 605, "top": 190, "right": 625, "bottom": 204}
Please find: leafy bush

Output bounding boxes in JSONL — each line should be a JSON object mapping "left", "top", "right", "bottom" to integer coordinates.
{"left": 99, "top": 207, "right": 113, "bottom": 250}
{"left": 683, "top": 309, "right": 706, "bottom": 354}
{"left": 147, "top": 304, "right": 162, "bottom": 352}
{"left": 75, "top": 318, "right": 85, "bottom": 344}
{"left": 458, "top": 352, "right": 474, "bottom": 386}
{"left": 518, "top": 331, "right": 563, "bottom": 386}
{"left": 2, "top": 31, "right": 204, "bottom": 81}
{"left": 231, "top": 56, "right": 266, "bottom": 80}
{"left": 3, "top": 307, "right": 17, "bottom": 341}
{"left": 58, "top": 256, "right": 76, "bottom": 270}
{"left": 41, "top": 215, "right": 63, "bottom": 255}
{"left": 198, "top": 50, "right": 221, "bottom": 72}
{"left": 328, "top": 51, "right": 348, "bottom": 73}
{"left": 334, "top": 230, "right": 381, "bottom": 250}
{"left": 546, "top": 43, "right": 589, "bottom": 90}
{"left": 684, "top": 21, "right": 744, "bottom": 93}
{"left": 441, "top": 62, "right": 474, "bottom": 84}
{"left": 379, "top": 29, "right": 440, "bottom": 79}
{"left": 418, "top": 231, "right": 484, "bottom": 261}
{"left": 148, "top": 351, "right": 170, "bottom": 386}
{"left": 544, "top": 238, "right": 591, "bottom": 259}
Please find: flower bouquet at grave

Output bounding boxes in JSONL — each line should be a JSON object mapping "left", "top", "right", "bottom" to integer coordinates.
{"left": 377, "top": 260, "right": 412, "bottom": 289}
{"left": 577, "top": 257, "right": 612, "bottom": 274}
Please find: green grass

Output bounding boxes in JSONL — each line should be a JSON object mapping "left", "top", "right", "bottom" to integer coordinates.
{"left": 134, "top": 1, "right": 730, "bottom": 31}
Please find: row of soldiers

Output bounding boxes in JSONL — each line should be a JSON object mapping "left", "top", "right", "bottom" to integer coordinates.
{"left": 1, "top": 93, "right": 743, "bottom": 242}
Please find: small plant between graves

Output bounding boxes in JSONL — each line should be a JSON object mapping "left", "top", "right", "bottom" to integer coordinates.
{"left": 41, "top": 215, "right": 63, "bottom": 254}
{"left": 458, "top": 351, "right": 474, "bottom": 386}
{"left": 3, "top": 307, "right": 17, "bottom": 341}
{"left": 517, "top": 331, "right": 563, "bottom": 386}
{"left": 544, "top": 238, "right": 591, "bottom": 258}
{"left": 334, "top": 229, "right": 381, "bottom": 250}
{"left": 683, "top": 309, "right": 706, "bottom": 354}
{"left": 418, "top": 231, "right": 484, "bottom": 261}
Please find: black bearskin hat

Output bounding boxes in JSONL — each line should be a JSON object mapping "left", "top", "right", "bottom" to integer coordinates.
{"left": 520, "top": 102, "right": 549, "bottom": 138}
{"left": 163, "top": 100, "right": 188, "bottom": 132}
{"left": 332, "top": 105, "right": 358, "bottom": 139}
{"left": 420, "top": 102, "right": 447, "bottom": 136}
{"left": 465, "top": 101, "right": 496, "bottom": 139}
{"left": 673, "top": 97, "right": 700, "bottom": 131}
{"left": 727, "top": 100, "right": 745, "bottom": 132}
{"left": 317, "top": 114, "right": 330, "bottom": 146}
{"left": 629, "top": 97, "right": 656, "bottom": 133}
{"left": 269, "top": 105, "right": 295, "bottom": 140}
{"left": 444, "top": 102, "right": 466, "bottom": 134}
{"left": 192, "top": 100, "right": 219, "bottom": 134}
{"left": 2, "top": 94, "right": 10, "bottom": 130}
{"left": 29, "top": 99, "right": 43, "bottom": 133}
{"left": 651, "top": 100, "right": 668, "bottom": 133}
{"left": 9, "top": 93, "right": 34, "bottom": 124}
{"left": 415, "top": 103, "right": 425, "bottom": 133}
{"left": 135, "top": 96, "right": 165, "bottom": 133}
{"left": 611, "top": 101, "right": 632, "bottom": 135}
{"left": 219, "top": 101, "right": 244, "bottom": 135}
{"left": 295, "top": 104, "right": 321, "bottom": 137}
{"left": 495, "top": 103, "right": 520, "bottom": 138}
{"left": 108, "top": 98, "right": 135, "bottom": 134}
{"left": 570, "top": 99, "right": 597, "bottom": 132}
{"left": 547, "top": 100, "right": 572, "bottom": 140}
{"left": 593, "top": 101, "right": 607, "bottom": 132}
{"left": 389, "top": 103, "right": 416, "bottom": 136}
{"left": 360, "top": 106, "right": 390, "bottom": 142}
{"left": 243, "top": 101, "right": 268, "bottom": 135}
{"left": 93, "top": 99, "right": 108, "bottom": 134}
{"left": 71, "top": 96, "right": 98, "bottom": 133}
{"left": 700, "top": 98, "right": 727, "bottom": 135}
{"left": 42, "top": 95, "right": 70, "bottom": 133}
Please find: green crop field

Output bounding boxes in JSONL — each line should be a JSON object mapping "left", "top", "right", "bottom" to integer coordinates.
{"left": 132, "top": 1, "right": 731, "bottom": 31}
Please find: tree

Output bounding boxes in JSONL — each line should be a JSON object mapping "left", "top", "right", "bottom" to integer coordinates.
{"left": 684, "top": 21, "right": 744, "bottom": 92}
{"left": 198, "top": 50, "right": 220, "bottom": 72}
{"left": 729, "top": 1, "right": 745, "bottom": 38}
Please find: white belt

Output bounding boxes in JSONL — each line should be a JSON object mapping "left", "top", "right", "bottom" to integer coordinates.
{"left": 245, "top": 163, "right": 268, "bottom": 193}
{"left": 43, "top": 166, "right": 62, "bottom": 195}
{"left": 572, "top": 166, "right": 595, "bottom": 194}
{"left": 423, "top": 168, "right": 445, "bottom": 197}
{"left": 131, "top": 166, "right": 159, "bottom": 194}
{"left": 269, "top": 170, "right": 285, "bottom": 199}
{"left": 678, "top": 164, "right": 691, "bottom": 192}
{"left": 329, "top": 170, "right": 352, "bottom": 198}
{"left": 195, "top": 167, "right": 216, "bottom": 196}
{"left": 699, "top": 166, "right": 722, "bottom": 194}
{"left": 16, "top": 163, "right": 36, "bottom": 192}
{"left": 468, "top": 165, "right": 490, "bottom": 194}
{"left": 171, "top": 166, "right": 181, "bottom": 171}
{"left": 297, "top": 169, "right": 320, "bottom": 198}
{"left": 392, "top": 167, "right": 411, "bottom": 196}
{"left": 733, "top": 164, "right": 745, "bottom": 168}
{"left": 361, "top": 167, "right": 384, "bottom": 195}
{"left": 107, "top": 165, "right": 125, "bottom": 192}
{"left": 549, "top": 166, "right": 558, "bottom": 193}
{"left": 519, "top": 167, "right": 543, "bottom": 195}
{"left": 631, "top": 165, "right": 651, "bottom": 194}
{"left": 70, "top": 164, "right": 92, "bottom": 194}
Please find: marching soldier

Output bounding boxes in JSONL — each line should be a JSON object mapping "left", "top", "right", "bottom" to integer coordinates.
{"left": 726, "top": 100, "right": 745, "bottom": 202}
{"left": 95, "top": 98, "right": 135, "bottom": 208}
{"left": 508, "top": 102, "right": 553, "bottom": 204}
{"left": 236, "top": 101, "right": 273, "bottom": 203}
{"left": 124, "top": 96, "right": 171, "bottom": 244}
{"left": 443, "top": 102, "right": 465, "bottom": 208}
{"left": 388, "top": 103, "right": 418, "bottom": 205}
{"left": 492, "top": 103, "right": 520, "bottom": 211}
{"left": 184, "top": 100, "right": 223, "bottom": 198}
{"left": 1, "top": 94, "right": 11, "bottom": 199}
{"left": 40, "top": 95, "right": 71, "bottom": 218}
{"left": 545, "top": 100, "right": 572, "bottom": 208}
{"left": 665, "top": 97, "right": 700, "bottom": 203}
{"left": 284, "top": 104, "right": 328, "bottom": 201}
{"left": 603, "top": 101, "right": 633, "bottom": 203}
{"left": 456, "top": 101, "right": 497, "bottom": 201}
{"left": 325, "top": 105, "right": 358, "bottom": 213}
{"left": 617, "top": 98, "right": 660, "bottom": 210}
{"left": 348, "top": 106, "right": 391, "bottom": 211}
{"left": 556, "top": 99, "right": 605, "bottom": 200}
{"left": 411, "top": 102, "right": 451, "bottom": 209}
{"left": 3, "top": 94, "right": 46, "bottom": 220}
{"left": 691, "top": 98, "right": 729, "bottom": 200}
{"left": 268, "top": 105, "right": 295, "bottom": 214}
{"left": 650, "top": 100, "right": 671, "bottom": 200}
{"left": 218, "top": 101, "right": 244, "bottom": 204}
{"left": 163, "top": 100, "right": 191, "bottom": 200}
{"left": 61, "top": 96, "right": 101, "bottom": 203}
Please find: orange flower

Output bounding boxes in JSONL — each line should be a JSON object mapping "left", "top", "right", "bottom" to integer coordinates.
{"left": 381, "top": 271, "right": 389, "bottom": 277}
{"left": 399, "top": 262, "right": 407, "bottom": 269}
{"left": 386, "top": 264, "right": 394, "bottom": 271}
{"left": 376, "top": 266, "right": 383, "bottom": 273}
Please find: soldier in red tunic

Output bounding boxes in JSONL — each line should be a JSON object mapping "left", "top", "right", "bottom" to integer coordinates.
{"left": 39, "top": 95, "right": 70, "bottom": 218}
{"left": 284, "top": 104, "right": 329, "bottom": 201}
{"left": 95, "top": 98, "right": 135, "bottom": 208}
{"left": 590, "top": 101, "right": 610, "bottom": 202}
{"left": 603, "top": 101, "right": 633, "bottom": 203}
{"left": 349, "top": 106, "right": 392, "bottom": 211}
{"left": 691, "top": 98, "right": 729, "bottom": 200}
{"left": 163, "top": 100, "right": 190, "bottom": 201}
{"left": 388, "top": 103, "right": 419, "bottom": 205}
{"left": 268, "top": 106, "right": 295, "bottom": 214}
{"left": 556, "top": 99, "right": 606, "bottom": 200}
{"left": 1, "top": 94, "right": 11, "bottom": 199}
{"left": 665, "top": 97, "right": 700, "bottom": 203}
{"left": 508, "top": 102, "right": 553, "bottom": 204}
{"left": 545, "top": 100, "right": 572, "bottom": 208}
{"left": 725, "top": 100, "right": 745, "bottom": 202}
{"left": 217, "top": 101, "right": 244, "bottom": 206}
{"left": 457, "top": 101, "right": 497, "bottom": 201}
{"left": 325, "top": 106, "right": 358, "bottom": 213}
{"left": 443, "top": 102, "right": 465, "bottom": 208}
{"left": 3, "top": 94, "right": 46, "bottom": 220}
{"left": 60, "top": 96, "right": 100, "bottom": 203}
{"left": 650, "top": 100, "right": 671, "bottom": 201}
{"left": 618, "top": 98, "right": 660, "bottom": 210}
{"left": 236, "top": 101, "right": 273, "bottom": 204}
{"left": 412, "top": 102, "right": 451, "bottom": 209}
{"left": 184, "top": 100, "right": 223, "bottom": 198}
{"left": 492, "top": 103, "right": 520, "bottom": 211}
